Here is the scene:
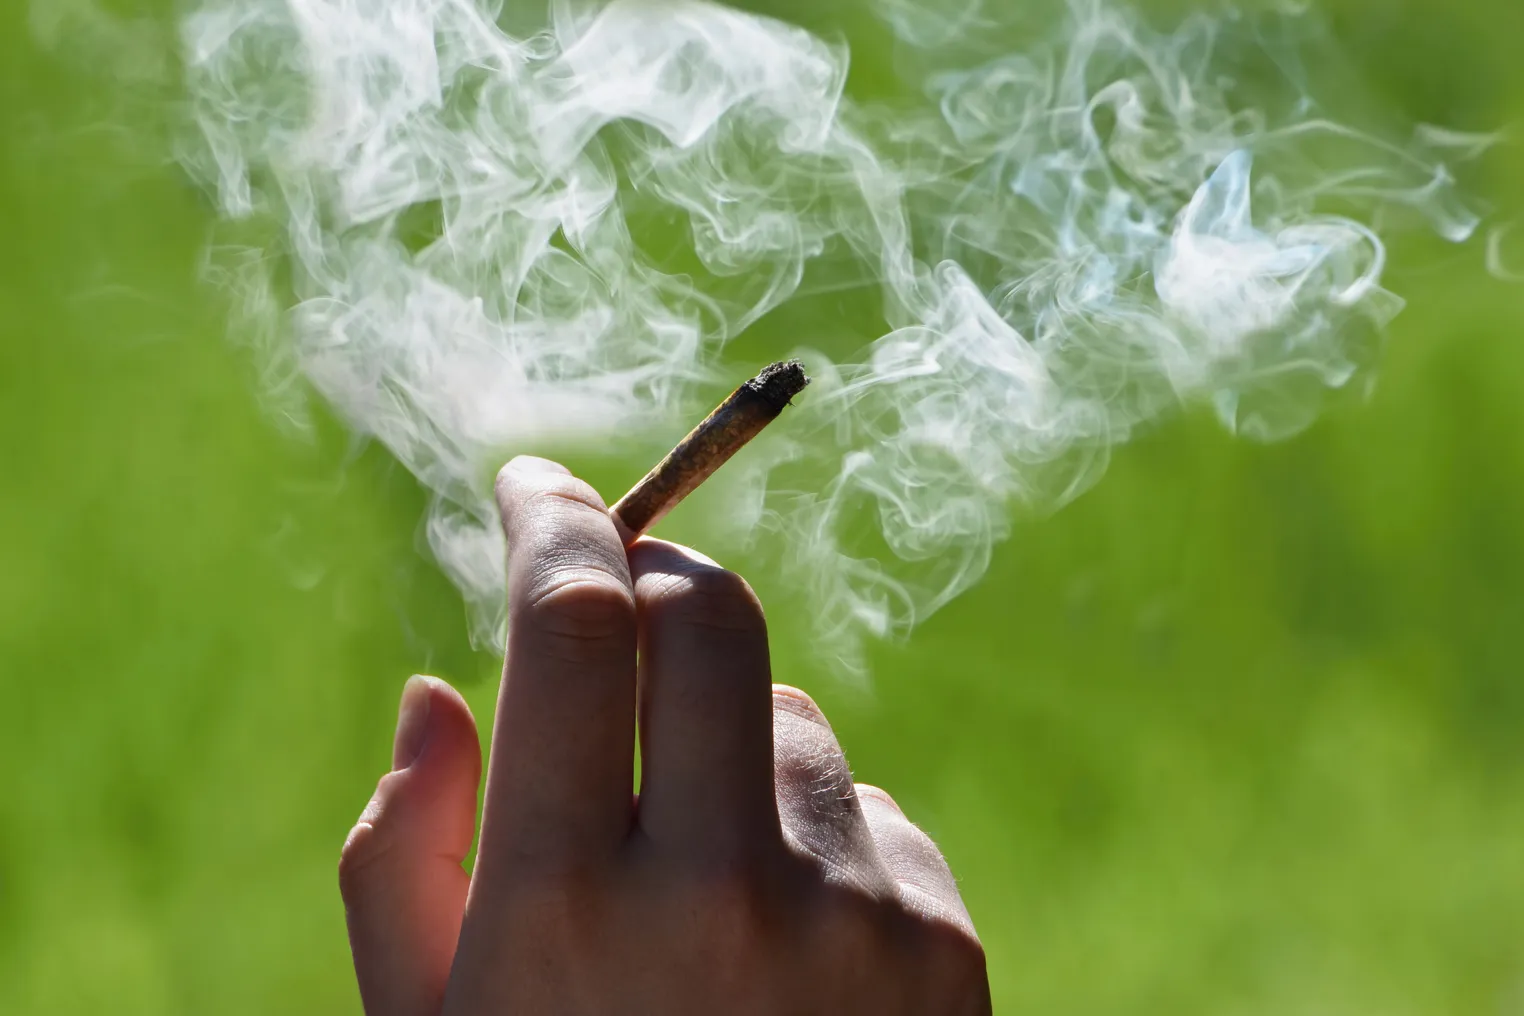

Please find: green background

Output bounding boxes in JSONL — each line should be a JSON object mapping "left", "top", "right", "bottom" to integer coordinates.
{"left": 2, "top": 0, "right": 1522, "bottom": 1012}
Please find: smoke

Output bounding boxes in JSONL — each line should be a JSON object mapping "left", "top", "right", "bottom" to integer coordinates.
{"left": 176, "top": 0, "right": 1491, "bottom": 664}
{"left": 1490, "top": 224, "right": 1524, "bottom": 282}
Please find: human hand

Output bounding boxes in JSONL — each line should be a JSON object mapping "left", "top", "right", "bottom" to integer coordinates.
{"left": 339, "top": 456, "right": 991, "bottom": 1015}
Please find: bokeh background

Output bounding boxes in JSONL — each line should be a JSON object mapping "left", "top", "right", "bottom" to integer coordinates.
{"left": 3, "top": 0, "right": 1523, "bottom": 1013}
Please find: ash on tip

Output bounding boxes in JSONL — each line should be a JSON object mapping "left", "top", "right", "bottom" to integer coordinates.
{"left": 745, "top": 359, "right": 811, "bottom": 410}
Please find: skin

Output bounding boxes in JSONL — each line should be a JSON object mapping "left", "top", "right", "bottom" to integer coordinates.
{"left": 339, "top": 455, "right": 992, "bottom": 1015}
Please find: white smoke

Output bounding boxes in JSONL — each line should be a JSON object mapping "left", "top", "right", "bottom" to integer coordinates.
{"left": 176, "top": 0, "right": 1491, "bottom": 663}
{"left": 1489, "top": 223, "right": 1524, "bottom": 282}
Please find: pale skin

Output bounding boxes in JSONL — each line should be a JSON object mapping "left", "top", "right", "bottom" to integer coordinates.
{"left": 339, "top": 455, "right": 992, "bottom": 1015}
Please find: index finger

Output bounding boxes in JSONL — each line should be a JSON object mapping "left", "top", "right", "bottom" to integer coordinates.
{"left": 475, "top": 456, "right": 638, "bottom": 877}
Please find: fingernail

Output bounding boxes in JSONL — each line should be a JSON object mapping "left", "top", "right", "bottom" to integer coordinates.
{"left": 392, "top": 676, "right": 433, "bottom": 770}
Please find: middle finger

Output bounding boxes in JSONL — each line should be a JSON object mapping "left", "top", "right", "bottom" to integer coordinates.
{"left": 478, "top": 457, "right": 638, "bottom": 873}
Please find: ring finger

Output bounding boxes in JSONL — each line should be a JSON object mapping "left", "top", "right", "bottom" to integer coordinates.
{"left": 771, "top": 686, "right": 894, "bottom": 896}
{"left": 628, "top": 540, "right": 779, "bottom": 856}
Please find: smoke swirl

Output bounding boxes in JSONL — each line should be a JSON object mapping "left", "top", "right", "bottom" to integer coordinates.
{"left": 177, "top": 0, "right": 1490, "bottom": 663}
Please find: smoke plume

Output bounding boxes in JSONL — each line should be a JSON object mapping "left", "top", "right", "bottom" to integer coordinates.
{"left": 177, "top": 0, "right": 1490, "bottom": 663}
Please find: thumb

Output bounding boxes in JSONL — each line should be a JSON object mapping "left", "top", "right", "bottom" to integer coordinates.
{"left": 340, "top": 676, "right": 481, "bottom": 1016}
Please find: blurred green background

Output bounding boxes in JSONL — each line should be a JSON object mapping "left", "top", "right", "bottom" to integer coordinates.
{"left": 2, "top": 0, "right": 1523, "bottom": 1013}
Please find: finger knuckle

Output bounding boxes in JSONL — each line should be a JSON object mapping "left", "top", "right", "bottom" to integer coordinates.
{"left": 914, "top": 890, "right": 972, "bottom": 928}
{"left": 774, "top": 728, "right": 854, "bottom": 811}
{"left": 903, "top": 843, "right": 958, "bottom": 895}
{"left": 493, "top": 461, "right": 523, "bottom": 504}
{"left": 522, "top": 574, "right": 636, "bottom": 659}
{"left": 336, "top": 775, "right": 407, "bottom": 897}
{"left": 337, "top": 822, "right": 385, "bottom": 899}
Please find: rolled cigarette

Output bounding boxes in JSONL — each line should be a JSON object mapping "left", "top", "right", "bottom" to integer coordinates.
{"left": 611, "top": 359, "right": 810, "bottom": 543}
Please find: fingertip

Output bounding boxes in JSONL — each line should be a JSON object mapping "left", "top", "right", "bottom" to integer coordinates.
{"left": 494, "top": 458, "right": 620, "bottom": 546}
{"left": 409, "top": 675, "right": 482, "bottom": 772}
{"left": 495, "top": 466, "right": 630, "bottom": 620}
{"left": 409, "top": 673, "right": 475, "bottom": 720}
{"left": 772, "top": 683, "right": 817, "bottom": 708}
{"left": 502, "top": 454, "right": 571, "bottom": 478}
{"left": 393, "top": 676, "right": 433, "bottom": 771}
{"left": 628, "top": 539, "right": 760, "bottom": 620}
{"left": 347, "top": 678, "right": 483, "bottom": 891}
{"left": 626, "top": 537, "right": 722, "bottom": 572}
{"left": 494, "top": 456, "right": 572, "bottom": 517}
{"left": 772, "top": 684, "right": 830, "bottom": 726}
{"left": 855, "top": 783, "right": 904, "bottom": 815}
{"left": 390, "top": 675, "right": 483, "bottom": 812}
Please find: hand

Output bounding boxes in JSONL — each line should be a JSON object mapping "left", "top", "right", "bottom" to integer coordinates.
{"left": 339, "top": 456, "right": 991, "bottom": 1015}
